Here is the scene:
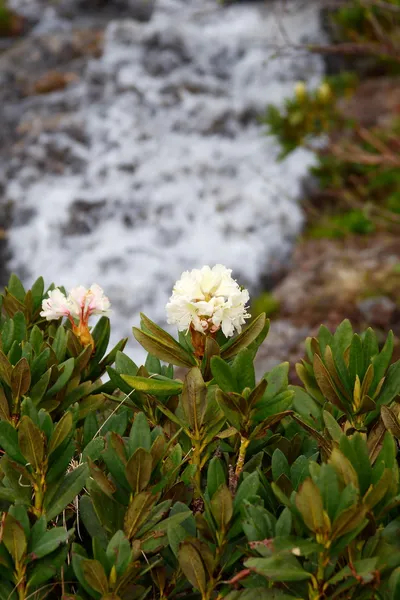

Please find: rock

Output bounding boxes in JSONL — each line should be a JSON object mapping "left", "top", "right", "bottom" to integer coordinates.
{"left": 0, "top": 29, "right": 104, "bottom": 103}
{"left": 29, "top": 71, "right": 80, "bottom": 96}
{"left": 254, "top": 319, "right": 309, "bottom": 379}
{"left": 0, "top": 198, "right": 13, "bottom": 285}
{"left": 9, "top": 0, "right": 156, "bottom": 26}
{"left": 338, "top": 77, "right": 400, "bottom": 128}
{"left": 357, "top": 296, "right": 397, "bottom": 328}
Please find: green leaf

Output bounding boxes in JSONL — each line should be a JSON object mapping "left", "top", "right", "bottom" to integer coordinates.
{"left": 48, "top": 411, "right": 74, "bottom": 455}
{"left": 78, "top": 394, "right": 105, "bottom": 420}
{"left": 129, "top": 412, "right": 151, "bottom": 455}
{"left": 30, "top": 348, "right": 50, "bottom": 384}
{"left": 315, "top": 464, "right": 340, "bottom": 522}
{"left": 18, "top": 415, "right": 44, "bottom": 471}
{"left": 31, "top": 277, "right": 44, "bottom": 312}
{"left": 115, "top": 351, "right": 138, "bottom": 376}
{"left": 329, "top": 448, "right": 359, "bottom": 490}
{"left": 211, "top": 484, "right": 233, "bottom": 529}
{"left": 245, "top": 555, "right": 312, "bottom": 581}
{"left": 27, "top": 546, "right": 68, "bottom": 589}
{"left": 91, "top": 317, "right": 111, "bottom": 363}
{"left": 133, "top": 327, "right": 195, "bottom": 368}
{"left": 2, "top": 514, "right": 26, "bottom": 563}
{"left": 232, "top": 349, "right": 255, "bottom": 392}
{"left": 327, "top": 558, "right": 378, "bottom": 586}
{"left": 363, "top": 469, "right": 392, "bottom": 509}
{"left": 125, "top": 448, "right": 153, "bottom": 493}
{"left": 339, "top": 434, "right": 371, "bottom": 495}
{"left": 52, "top": 327, "right": 67, "bottom": 363}
{"left": 349, "top": 334, "right": 363, "bottom": 382}
{"left": 124, "top": 491, "right": 158, "bottom": 540}
{"left": 275, "top": 508, "right": 292, "bottom": 537}
{"left": 296, "top": 478, "right": 330, "bottom": 535}
{"left": 30, "top": 368, "right": 51, "bottom": 405}
{"left": 225, "top": 589, "right": 296, "bottom": 600}
{"left": 106, "top": 531, "right": 131, "bottom": 578}
{"left": 291, "top": 415, "right": 331, "bottom": 454}
{"left": 83, "top": 413, "right": 98, "bottom": 448}
{"left": 234, "top": 471, "right": 260, "bottom": 512}
{"left": 210, "top": 356, "right": 238, "bottom": 393}
{"left": 377, "top": 360, "right": 400, "bottom": 406}
{"left": 215, "top": 389, "right": 242, "bottom": 431}
{"left": 82, "top": 438, "right": 105, "bottom": 463}
{"left": 0, "top": 421, "right": 27, "bottom": 464}
{"left": 264, "top": 362, "right": 289, "bottom": 399}
{"left": 82, "top": 559, "right": 109, "bottom": 594}
{"left": 167, "top": 522, "right": 188, "bottom": 559}
{"left": 11, "top": 358, "right": 31, "bottom": 400}
{"left": 45, "top": 463, "right": 89, "bottom": 521}
{"left": 331, "top": 504, "right": 367, "bottom": 541}
{"left": 79, "top": 496, "right": 109, "bottom": 548}
{"left": 29, "top": 527, "right": 70, "bottom": 560}
{"left": 178, "top": 541, "right": 207, "bottom": 595}
{"left": 371, "top": 331, "right": 394, "bottom": 395}
{"left": 323, "top": 410, "right": 343, "bottom": 443}
{"left": 181, "top": 368, "right": 208, "bottom": 433}
{"left": 0, "top": 385, "right": 10, "bottom": 421}
{"left": 207, "top": 457, "right": 226, "bottom": 499}
{"left": 221, "top": 314, "right": 267, "bottom": 360}
{"left": 381, "top": 405, "right": 400, "bottom": 438}
{"left": 0, "top": 350, "right": 12, "bottom": 386}
{"left": 120, "top": 374, "right": 182, "bottom": 396}
{"left": 388, "top": 566, "right": 400, "bottom": 600}
{"left": 13, "top": 313, "right": 27, "bottom": 345}
{"left": 145, "top": 353, "right": 162, "bottom": 375}
{"left": 140, "top": 313, "right": 189, "bottom": 352}
{"left": 313, "top": 354, "right": 345, "bottom": 411}
{"left": 46, "top": 440, "right": 75, "bottom": 485}
{"left": 272, "top": 449, "right": 290, "bottom": 481}
{"left": 45, "top": 358, "right": 75, "bottom": 398}
{"left": 100, "top": 408, "right": 129, "bottom": 438}
{"left": 7, "top": 274, "right": 25, "bottom": 303}
{"left": 290, "top": 455, "right": 310, "bottom": 490}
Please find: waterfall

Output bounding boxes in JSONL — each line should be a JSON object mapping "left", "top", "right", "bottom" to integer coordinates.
{"left": 2, "top": 0, "right": 324, "bottom": 356}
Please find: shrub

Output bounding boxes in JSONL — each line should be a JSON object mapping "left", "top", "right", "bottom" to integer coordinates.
{"left": 264, "top": 0, "right": 400, "bottom": 237}
{"left": 1, "top": 268, "right": 400, "bottom": 599}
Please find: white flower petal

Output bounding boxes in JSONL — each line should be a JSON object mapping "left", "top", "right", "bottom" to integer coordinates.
{"left": 40, "top": 289, "right": 72, "bottom": 320}
{"left": 167, "top": 265, "right": 250, "bottom": 337}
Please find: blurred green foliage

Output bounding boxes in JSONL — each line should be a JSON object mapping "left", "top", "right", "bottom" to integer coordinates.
{"left": 264, "top": 0, "right": 400, "bottom": 239}
{"left": 251, "top": 291, "right": 280, "bottom": 319}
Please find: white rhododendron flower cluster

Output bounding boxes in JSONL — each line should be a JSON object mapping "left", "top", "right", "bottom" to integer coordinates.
{"left": 40, "top": 284, "right": 111, "bottom": 322}
{"left": 166, "top": 265, "right": 250, "bottom": 337}
{"left": 41, "top": 284, "right": 111, "bottom": 348}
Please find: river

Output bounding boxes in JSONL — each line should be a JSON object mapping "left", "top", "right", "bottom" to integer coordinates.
{"left": 2, "top": 0, "right": 324, "bottom": 355}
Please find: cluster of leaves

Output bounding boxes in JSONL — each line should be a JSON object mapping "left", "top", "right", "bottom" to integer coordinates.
{"left": 263, "top": 75, "right": 356, "bottom": 160}
{"left": 264, "top": 0, "right": 400, "bottom": 238}
{"left": 3, "top": 273, "right": 400, "bottom": 599}
{"left": 331, "top": 0, "right": 400, "bottom": 73}
{"left": 0, "top": 0, "right": 24, "bottom": 36}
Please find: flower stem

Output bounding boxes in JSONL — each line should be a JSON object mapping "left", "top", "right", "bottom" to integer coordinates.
{"left": 235, "top": 436, "right": 250, "bottom": 477}
{"left": 192, "top": 438, "right": 202, "bottom": 499}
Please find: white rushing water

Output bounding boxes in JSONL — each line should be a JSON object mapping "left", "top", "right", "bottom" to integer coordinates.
{"left": 5, "top": 0, "right": 324, "bottom": 355}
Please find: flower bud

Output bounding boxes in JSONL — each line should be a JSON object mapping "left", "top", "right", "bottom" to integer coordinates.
{"left": 317, "top": 82, "right": 332, "bottom": 103}
{"left": 294, "top": 81, "right": 307, "bottom": 102}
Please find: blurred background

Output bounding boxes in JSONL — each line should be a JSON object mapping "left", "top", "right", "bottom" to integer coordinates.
{"left": 0, "top": 0, "right": 399, "bottom": 372}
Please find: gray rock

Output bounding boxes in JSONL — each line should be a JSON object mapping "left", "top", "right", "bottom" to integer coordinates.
{"left": 358, "top": 296, "right": 397, "bottom": 327}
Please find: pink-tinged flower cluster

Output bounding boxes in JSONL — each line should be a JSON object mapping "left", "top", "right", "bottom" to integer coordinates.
{"left": 166, "top": 264, "right": 250, "bottom": 338}
{"left": 40, "top": 284, "right": 111, "bottom": 348}
{"left": 41, "top": 284, "right": 110, "bottom": 323}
